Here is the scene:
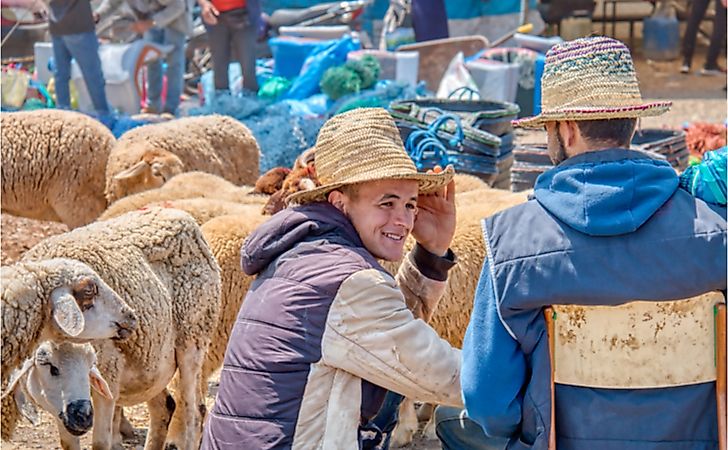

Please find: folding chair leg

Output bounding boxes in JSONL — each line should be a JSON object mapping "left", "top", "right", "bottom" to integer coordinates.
{"left": 545, "top": 307, "right": 556, "bottom": 450}
{"left": 717, "top": 303, "right": 726, "bottom": 450}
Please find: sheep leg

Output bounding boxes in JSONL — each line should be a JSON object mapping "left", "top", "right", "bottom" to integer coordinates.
{"left": 165, "top": 344, "right": 204, "bottom": 450}
{"left": 91, "top": 393, "right": 116, "bottom": 450}
{"left": 144, "top": 389, "right": 176, "bottom": 450}
{"left": 390, "top": 398, "right": 419, "bottom": 448}
{"left": 113, "top": 407, "right": 136, "bottom": 446}
{"left": 57, "top": 422, "right": 82, "bottom": 450}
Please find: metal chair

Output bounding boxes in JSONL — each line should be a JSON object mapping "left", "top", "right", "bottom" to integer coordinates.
{"left": 545, "top": 291, "right": 727, "bottom": 450}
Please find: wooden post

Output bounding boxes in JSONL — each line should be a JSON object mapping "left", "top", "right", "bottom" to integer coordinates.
{"left": 717, "top": 303, "right": 726, "bottom": 450}
{"left": 545, "top": 307, "right": 556, "bottom": 450}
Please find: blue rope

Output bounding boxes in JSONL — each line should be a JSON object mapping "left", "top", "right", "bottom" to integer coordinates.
{"left": 405, "top": 112, "right": 464, "bottom": 170}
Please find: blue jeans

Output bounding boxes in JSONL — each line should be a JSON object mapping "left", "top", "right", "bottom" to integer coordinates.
{"left": 52, "top": 31, "right": 110, "bottom": 114}
{"left": 144, "top": 26, "right": 186, "bottom": 114}
{"left": 359, "top": 391, "right": 405, "bottom": 450}
{"left": 435, "top": 406, "right": 509, "bottom": 450}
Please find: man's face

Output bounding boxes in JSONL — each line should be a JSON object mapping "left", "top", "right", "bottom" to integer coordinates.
{"left": 339, "top": 179, "right": 419, "bottom": 262}
{"left": 546, "top": 121, "right": 568, "bottom": 165}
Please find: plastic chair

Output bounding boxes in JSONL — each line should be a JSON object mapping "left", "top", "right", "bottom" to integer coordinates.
{"left": 544, "top": 291, "right": 727, "bottom": 450}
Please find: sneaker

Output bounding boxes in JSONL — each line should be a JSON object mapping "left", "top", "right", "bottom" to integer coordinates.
{"left": 680, "top": 64, "right": 690, "bottom": 74}
{"left": 699, "top": 66, "right": 727, "bottom": 76}
{"left": 140, "top": 105, "right": 159, "bottom": 114}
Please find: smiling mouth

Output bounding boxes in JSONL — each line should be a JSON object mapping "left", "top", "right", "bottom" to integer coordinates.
{"left": 383, "top": 232, "right": 404, "bottom": 241}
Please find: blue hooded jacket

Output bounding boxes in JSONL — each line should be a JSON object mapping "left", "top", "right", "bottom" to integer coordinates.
{"left": 462, "top": 149, "right": 727, "bottom": 450}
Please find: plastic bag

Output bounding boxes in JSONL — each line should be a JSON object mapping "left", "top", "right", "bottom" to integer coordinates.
{"left": 1, "top": 68, "right": 30, "bottom": 109}
{"left": 436, "top": 52, "right": 479, "bottom": 99}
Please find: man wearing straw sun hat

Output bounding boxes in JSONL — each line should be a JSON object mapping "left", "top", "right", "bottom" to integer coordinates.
{"left": 201, "top": 107, "right": 464, "bottom": 449}
{"left": 435, "top": 36, "right": 726, "bottom": 450}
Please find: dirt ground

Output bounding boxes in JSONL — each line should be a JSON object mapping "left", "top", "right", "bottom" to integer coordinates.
{"left": 1, "top": 33, "right": 726, "bottom": 450}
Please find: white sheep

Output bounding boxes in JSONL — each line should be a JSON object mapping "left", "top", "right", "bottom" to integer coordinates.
{"left": 2, "top": 341, "right": 112, "bottom": 449}
{"left": 1, "top": 110, "right": 115, "bottom": 228}
{"left": 1, "top": 258, "right": 137, "bottom": 389}
{"left": 105, "top": 115, "right": 261, "bottom": 203}
{"left": 99, "top": 171, "right": 266, "bottom": 222}
{"left": 21, "top": 207, "right": 222, "bottom": 450}
{"left": 199, "top": 212, "right": 268, "bottom": 384}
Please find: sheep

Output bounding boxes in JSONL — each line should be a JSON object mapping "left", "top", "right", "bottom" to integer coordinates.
{"left": 21, "top": 207, "right": 222, "bottom": 450}
{"left": 2, "top": 341, "right": 113, "bottom": 449}
{"left": 99, "top": 171, "right": 266, "bottom": 222}
{"left": 1, "top": 110, "right": 115, "bottom": 228}
{"left": 199, "top": 212, "right": 268, "bottom": 385}
{"left": 453, "top": 173, "right": 490, "bottom": 193}
{"left": 1, "top": 258, "right": 138, "bottom": 389}
{"left": 105, "top": 115, "right": 260, "bottom": 203}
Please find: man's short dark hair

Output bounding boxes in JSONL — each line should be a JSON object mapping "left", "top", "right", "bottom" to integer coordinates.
{"left": 576, "top": 118, "right": 637, "bottom": 148}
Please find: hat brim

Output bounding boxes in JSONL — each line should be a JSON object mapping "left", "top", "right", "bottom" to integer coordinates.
{"left": 512, "top": 101, "right": 673, "bottom": 128}
{"left": 287, "top": 165, "right": 455, "bottom": 205}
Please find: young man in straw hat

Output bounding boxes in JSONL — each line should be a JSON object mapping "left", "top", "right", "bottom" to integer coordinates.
{"left": 201, "top": 107, "right": 464, "bottom": 449}
{"left": 435, "top": 36, "right": 726, "bottom": 450}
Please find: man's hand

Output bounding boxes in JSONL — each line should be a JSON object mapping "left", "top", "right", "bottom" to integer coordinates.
{"left": 200, "top": 0, "right": 219, "bottom": 25}
{"left": 131, "top": 19, "right": 154, "bottom": 34}
{"left": 411, "top": 165, "right": 456, "bottom": 257}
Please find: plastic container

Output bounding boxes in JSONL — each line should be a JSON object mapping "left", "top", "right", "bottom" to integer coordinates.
{"left": 642, "top": 8, "right": 680, "bottom": 61}
{"left": 268, "top": 36, "right": 327, "bottom": 79}
{"left": 465, "top": 59, "right": 519, "bottom": 104}
{"left": 347, "top": 49, "right": 419, "bottom": 86}
{"left": 33, "top": 42, "right": 54, "bottom": 84}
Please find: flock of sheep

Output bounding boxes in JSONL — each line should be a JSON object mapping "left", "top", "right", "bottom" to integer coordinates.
{"left": 0, "top": 109, "right": 529, "bottom": 449}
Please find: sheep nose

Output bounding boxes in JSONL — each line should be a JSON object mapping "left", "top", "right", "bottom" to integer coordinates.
{"left": 63, "top": 400, "right": 93, "bottom": 435}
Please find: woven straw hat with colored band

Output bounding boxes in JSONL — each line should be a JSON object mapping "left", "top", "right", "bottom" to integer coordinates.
{"left": 288, "top": 108, "right": 454, "bottom": 204}
{"left": 513, "top": 36, "right": 672, "bottom": 128}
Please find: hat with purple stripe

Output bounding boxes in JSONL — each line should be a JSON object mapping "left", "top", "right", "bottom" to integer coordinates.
{"left": 513, "top": 36, "right": 671, "bottom": 128}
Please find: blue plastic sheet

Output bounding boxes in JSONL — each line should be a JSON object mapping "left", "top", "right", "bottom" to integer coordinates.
{"left": 284, "top": 36, "right": 360, "bottom": 100}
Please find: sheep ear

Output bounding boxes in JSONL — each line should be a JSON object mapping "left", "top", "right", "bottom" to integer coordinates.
{"left": 3, "top": 360, "right": 40, "bottom": 426}
{"left": 2, "top": 359, "right": 33, "bottom": 401}
{"left": 51, "top": 287, "right": 85, "bottom": 337}
{"left": 89, "top": 365, "right": 113, "bottom": 400}
{"left": 15, "top": 389, "right": 40, "bottom": 425}
{"left": 113, "top": 161, "right": 150, "bottom": 180}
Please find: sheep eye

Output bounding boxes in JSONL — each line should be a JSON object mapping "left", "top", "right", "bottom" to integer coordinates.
{"left": 49, "top": 365, "right": 60, "bottom": 377}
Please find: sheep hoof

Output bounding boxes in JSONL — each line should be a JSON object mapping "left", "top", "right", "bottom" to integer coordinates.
{"left": 164, "top": 444, "right": 179, "bottom": 450}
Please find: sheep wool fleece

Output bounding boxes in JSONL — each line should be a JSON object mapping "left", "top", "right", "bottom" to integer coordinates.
{"left": 463, "top": 149, "right": 727, "bottom": 450}
{"left": 202, "top": 201, "right": 463, "bottom": 450}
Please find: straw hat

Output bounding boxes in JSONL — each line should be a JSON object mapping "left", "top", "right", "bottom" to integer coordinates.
{"left": 513, "top": 36, "right": 671, "bottom": 128}
{"left": 287, "top": 108, "right": 454, "bottom": 204}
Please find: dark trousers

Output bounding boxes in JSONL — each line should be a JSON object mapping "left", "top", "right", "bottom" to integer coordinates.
{"left": 205, "top": 8, "right": 258, "bottom": 93}
{"left": 682, "top": 0, "right": 727, "bottom": 69}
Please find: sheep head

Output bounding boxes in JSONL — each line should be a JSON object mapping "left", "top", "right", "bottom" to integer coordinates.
{"left": 254, "top": 167, "right": 291, "bottom": 195}
{"left": 262, "top": 164, "right": 319, "bottom": 215}
{"left": 37, "top": 259, "right": 138, "bottom": 342}
{"left": 3, "top": 342, "right": 112, "bottom": 443}
{"left": 106, "top": 147, "right": 185, "bottom": 203}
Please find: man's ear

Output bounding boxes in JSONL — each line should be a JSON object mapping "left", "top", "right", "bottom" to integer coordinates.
{"left": 327, "top": 190, "right": 346, "bottom": 212}
{"left": 559, "top": 121, "right": 581, "bottom": 151}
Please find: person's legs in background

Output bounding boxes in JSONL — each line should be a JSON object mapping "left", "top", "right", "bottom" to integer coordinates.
{"left": 435, "top": 406, "right": 509, "bottom": 450}
{"left": 161, "top": 27, "right": 186, "bottom": 114}
{"left": 231, "top": 12, "right": 259, "bottom": 93}
{"left": 681, "top": 0, "right": 710, "bottom": 73}
{"left": 144, "top": 27, "right": 165, "bottom": 112}
{"left": 702, "top": 0, "right": 727, "bottom": 74}
{"left": 65, "top": 30, "right": 110, "bottom": 115}
{"left": 51, "top": 34, "right": 73, "bottom": 109}
{"left": 205, "top": 17, "right": 232, "bottom": 93}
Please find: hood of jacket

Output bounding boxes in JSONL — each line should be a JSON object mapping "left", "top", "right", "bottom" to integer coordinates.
{"left": 534, "top": 149, "right": 679, "bottom": 236}
{"left": 242, "top": 202, "right": 362, "bottom": 275}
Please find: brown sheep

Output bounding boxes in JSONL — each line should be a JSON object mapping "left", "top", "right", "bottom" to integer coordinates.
{"left": 105, "top": 115, "right": 260, "bottom": 203}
